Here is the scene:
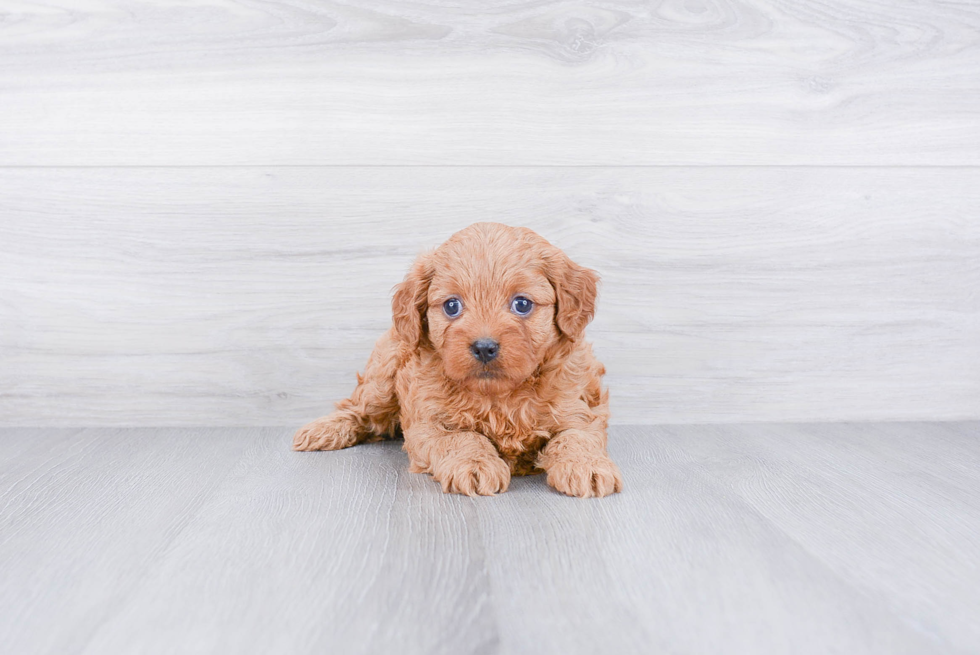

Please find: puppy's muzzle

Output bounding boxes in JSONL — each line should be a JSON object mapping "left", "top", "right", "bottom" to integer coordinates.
{"left": 470, "top": 338, "right": 499, "bottom": 364}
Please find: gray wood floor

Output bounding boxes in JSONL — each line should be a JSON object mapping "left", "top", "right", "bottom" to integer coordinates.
{"left": 1, "top": 423, "right": 978, "bottom": 654}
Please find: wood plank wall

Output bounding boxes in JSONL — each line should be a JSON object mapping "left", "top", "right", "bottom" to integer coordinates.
{"left": 1, "top": 1, "right": 978, "bottom": 426}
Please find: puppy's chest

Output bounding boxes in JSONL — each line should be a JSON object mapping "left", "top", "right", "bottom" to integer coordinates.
{"left": 457, "top": 406, "right": 554, "bottom": 476}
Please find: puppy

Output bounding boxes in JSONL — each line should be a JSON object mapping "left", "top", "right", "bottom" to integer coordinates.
{"left": 293, "top": 223, "right": 622, "bottom": 498}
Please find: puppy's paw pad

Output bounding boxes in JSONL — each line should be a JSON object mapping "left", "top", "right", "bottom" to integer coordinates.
{"left": 547, "top": 456, "right": 623, "bottom": 498}
{"left": 435, "top": 454, "right": 511, "bottom": 496}
{"left": 292, "top": 414, "right": 360, "bottom": 451}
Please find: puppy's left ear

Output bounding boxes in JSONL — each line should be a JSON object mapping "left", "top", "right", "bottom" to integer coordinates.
{"left": 547, "top": 251, "right": 600, "bottom": 340}
{"left": 391, "top": 253, "right": 434, "bottom": 350}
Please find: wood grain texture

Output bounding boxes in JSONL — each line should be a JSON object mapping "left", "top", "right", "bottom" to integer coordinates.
{"left": 2, "top": 167, "right": 977, "bottom": 426}
{"left": 77, "top": 429, "right": 498, "bottom": 655}
{"left": 0, "top": 427, "right": 252, "bottom": 654}
{"left": 0, "top": 0, "right": 978, "bottom": 165}
{"left": 1, "top": 424, "right": 978, "bottom": 653}
{"left": 477, "top": 429, "right": 946, "bottom": 655}
{"left": 650, "top": 422, "right": 980, "bottom": 652}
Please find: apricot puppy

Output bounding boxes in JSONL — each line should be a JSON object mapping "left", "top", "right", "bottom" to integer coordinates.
{"left": 293, "top": 223, "right": 622, "bottom": 498}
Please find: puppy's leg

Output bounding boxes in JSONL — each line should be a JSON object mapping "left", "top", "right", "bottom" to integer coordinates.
{"left": 538, "top": 410, "right": 623, "bottom": 498}
{"left": 403, "top": 424, "right": 511, "bottom": 496}
{"left": 293, "top": 330, "right": 401, "bottom": 451}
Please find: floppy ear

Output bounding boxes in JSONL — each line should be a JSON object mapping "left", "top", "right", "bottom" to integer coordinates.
{"left": 547, "top": 251, "right": 600, "bottom": 340}
{"left": 391, "top": 253, "right": 434, "bottom": 349}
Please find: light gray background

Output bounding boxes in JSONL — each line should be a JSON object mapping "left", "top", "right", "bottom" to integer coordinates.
{"left": 2, "top": 0, "right": 978, "bottom": 426}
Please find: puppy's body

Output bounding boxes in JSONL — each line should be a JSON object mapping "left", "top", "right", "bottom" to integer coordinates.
{"left": 294, "top": 223, "right": 622, "bottom": 498}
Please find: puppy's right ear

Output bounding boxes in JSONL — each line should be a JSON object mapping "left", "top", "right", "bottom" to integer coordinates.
{"left": 392, "top": 253, "right": 434, "bottom": 350}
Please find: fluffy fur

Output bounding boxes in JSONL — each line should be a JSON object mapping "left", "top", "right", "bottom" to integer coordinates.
{"left": 293, "top": 223, "right": 622, "bottom": 498}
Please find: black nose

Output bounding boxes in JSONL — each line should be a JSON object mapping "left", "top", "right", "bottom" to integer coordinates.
{"left": 470, "top": 338, "right": 499, "bottom": 364}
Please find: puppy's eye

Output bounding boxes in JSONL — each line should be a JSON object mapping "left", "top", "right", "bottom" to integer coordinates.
{"left": 443, "top": 297, "right": 463, "bottom": 318}
{"left": 511, "top": 296, "right": 533, "bottom": 316}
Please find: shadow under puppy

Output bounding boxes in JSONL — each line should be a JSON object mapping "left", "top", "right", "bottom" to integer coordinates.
{"left": 294, "top": 222, "right": 622, "bottom": 498}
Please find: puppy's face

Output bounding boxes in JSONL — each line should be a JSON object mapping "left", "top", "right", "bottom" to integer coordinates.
{"left": 392, "top": 223, "right": 599, "bottom": 396}
{"left": 427, "top": 260, "right": 558, "bottom": 394}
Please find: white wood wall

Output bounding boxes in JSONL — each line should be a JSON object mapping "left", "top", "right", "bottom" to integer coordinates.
{"left": 1, "top": 0, "right": 978, "bottom": 426}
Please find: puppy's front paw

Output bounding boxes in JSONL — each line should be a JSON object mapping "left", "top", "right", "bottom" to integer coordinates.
{"left": 546, "top": 455, "right": 623, "bottom": 498}
{"left": 432, "top": 452, "right": 511, "bottom": 496}
{"left": 293, "top": 412, "right": 361, "bottom": 451}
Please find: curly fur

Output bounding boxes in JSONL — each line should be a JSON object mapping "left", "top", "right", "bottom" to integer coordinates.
{"left": 293, "top": 223, "right": 622, "bottom": 498}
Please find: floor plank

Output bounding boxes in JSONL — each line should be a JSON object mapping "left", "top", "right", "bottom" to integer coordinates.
{"left": 1, "top": 0, "right": 978, "bottom": 165}
{"left": 474, "top": 429, "right": 935, "bottom": 654}
{"left": 1, "top": 424, "right": 978, "bottom": 653}
{"left": 0, "top": 428, "right": 251, "bottom": 654}
{"left": 3, "top": 167, "right": 977, "bottom": 426}
{"left": 656, "top": 422, "right": 980, "bottom": 652}
{"left": 80, "top": 430, "right": 496, "bottom": 655}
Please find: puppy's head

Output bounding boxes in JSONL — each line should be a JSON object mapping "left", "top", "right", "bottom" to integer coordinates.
{"left": 392, "top": 223, "right": 598, "bottom": 395}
